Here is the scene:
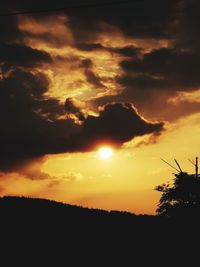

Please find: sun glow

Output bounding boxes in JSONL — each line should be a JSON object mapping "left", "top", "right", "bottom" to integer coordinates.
{"left": 98, "top": 147, "right": 113, "bottom": 159}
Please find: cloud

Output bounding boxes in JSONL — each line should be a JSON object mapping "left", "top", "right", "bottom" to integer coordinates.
{"left": 0, "top": 67, "right": 164, "bottom": 171}
{"left": 0, "top": 14, "right": 21, "bottom": 43}
{"left": 68, "top": 0, "right": 177, "bottom": 42}
{"left": 67, "top": 103, "right": 164, "bottom": 151}
{"left": 65, "top": 97, "right": 85, "bottom": 122}
{"left": 18, "top": 14, "right": 74, "bottom": 48}
{"left": 75, "top": 42, "right": 105, "bottom": 51}
{"left": 5, "top": 0, "right": 175, "bottom": 46}
{"left": 0, "top": 69, "right": 79, "bottom": 171}
{"left": 2, "top": 0, "right": 200, "bottom": 174}
{"left": 109, "top": 46, "right": 142, "bottom": 57}
{"left": 94, "top": 44, "right": 200, "bottom": 121}
{"left": 80, "top": 59, "right": 105, "bottom": 88}
{"left": 2, "top": 1, "right": 197, "bottom": 115}
{"left": 17, "top": 158, "right": 54, "bottom": 180}
{"left": 75, "top": 42, "right": 141, "bottom": 57}
{"left": 0, "top": 42, "right": 52, "bottom": 71}
{"left": 120, "top": 47, "right": 200, "bottom": 91}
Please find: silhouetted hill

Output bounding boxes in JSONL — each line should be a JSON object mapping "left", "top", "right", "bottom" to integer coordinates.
{"left": 0, "top": 196, "right": 158, "bottom": 236}
{"left": 1, "top": 196, "right": 199, "bottom": 265}
{"left": 0, "top": 195, "right": 139, "bottom": 219}
{"left": 0, "top": 196, "right": 159, "bottom": 226}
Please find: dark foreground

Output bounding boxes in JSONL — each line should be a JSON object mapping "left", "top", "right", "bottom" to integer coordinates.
{"left": 1, "top": 196, "right": 199, "bottom": 265}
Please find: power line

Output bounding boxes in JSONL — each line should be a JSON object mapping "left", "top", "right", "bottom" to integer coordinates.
{"left": 0, "top": 0, "right": 137, "bottom": 17}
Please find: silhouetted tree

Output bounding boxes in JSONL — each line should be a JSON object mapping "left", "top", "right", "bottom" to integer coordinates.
{"left": 155, "top": 172, "right": 200, "bottom": 218}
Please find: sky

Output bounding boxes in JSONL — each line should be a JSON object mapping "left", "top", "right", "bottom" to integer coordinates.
{"left": 0, "top": 0, "right": 200, "bottom": 214}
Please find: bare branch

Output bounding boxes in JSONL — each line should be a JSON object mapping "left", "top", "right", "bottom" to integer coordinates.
{"left": 174, "top": 159, "right": 183, "bottom": 172}
{"left": 160, "top": 158, "right": 179, "bottom": 172}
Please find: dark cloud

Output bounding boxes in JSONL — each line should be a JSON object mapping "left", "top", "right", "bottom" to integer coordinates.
{"left": 67, "top": 103, "right": 164, "bottom": 151}
{"left": 176, "top": 0, "right": 200, "bottom": 52}
{"left": 121, "top": 48, "right": 200, "bottom": 91}
{"left": 75, "top": 43, "right": 104, "bottom": 51}
{"left": 80, "top": 59, "right": 105, "bottom": 88}
{"left": 24, "top": 31, "right": 71, "bottom": 48}
{"left": 65, "top": 98, "right": 85, "bottom": 121}
{"left": 117, "top": 74, "right": 165, "bottom": 91}
{"left": 109, "top": 46, "right": 142, "bottom": 57}
{"left": 0, "top": 69, "right": 79, "bottom": 171}
{"left": 0, "top": 15, "right": 22, "bottom": 43}
{"left": 75, "top": 42, "right": 142, "bottom": 57}
{"left": 1, "top": 68, "right": 49, "bottom": 97}
{"left": 0, "top": 68, "right": 164, "bottom": 171}
{"left": 94, "top": 87, "right": 200, "bottom": 122}
{"left": 0, "top": 42, "right": 52, "bottom": 71}
{"left": 3, "top": 0, "right": 175, "bottom": 43}
{"left": 92, "top": 44, "right": 200, "bottom": 120}
{"left": 68, "top": 0, "right": 177, "bottom": 42}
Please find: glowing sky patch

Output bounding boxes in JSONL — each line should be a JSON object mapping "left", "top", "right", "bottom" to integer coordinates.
{"left": 98, "top": 147, "right": 113, "bottom": 159}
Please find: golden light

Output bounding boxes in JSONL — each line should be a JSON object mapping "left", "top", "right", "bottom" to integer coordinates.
{"left": 98, "top": 147, "right": 113, "bottom": 159}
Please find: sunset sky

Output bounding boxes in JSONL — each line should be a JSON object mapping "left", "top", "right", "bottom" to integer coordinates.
{"left": 1, "top": 0, "right": 200, "bottom": 214}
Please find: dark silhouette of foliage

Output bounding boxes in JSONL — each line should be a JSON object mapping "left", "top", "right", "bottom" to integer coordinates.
{"left": 155, "top": 172, "right": 200, "bottom": 218}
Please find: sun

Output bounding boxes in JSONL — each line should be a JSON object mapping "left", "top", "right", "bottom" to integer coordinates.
{"left": 98, "top": 147, "right": 113, "bottom": 159}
